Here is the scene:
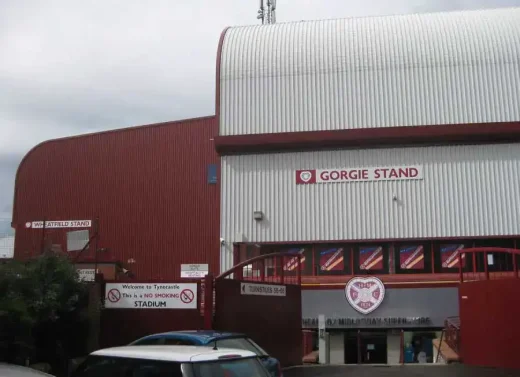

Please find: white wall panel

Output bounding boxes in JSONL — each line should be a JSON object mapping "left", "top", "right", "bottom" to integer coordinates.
{"left": 219, "top": 8, "right": 520, "bottom": 135}
{"left": 220, "top": 144, "right": 520, "bottom": 271}
{"left": 329, "top": 333, "right": 345, "bottom": 364}
{"left": 387, "top": 334, "right": 401, "bottom": 364}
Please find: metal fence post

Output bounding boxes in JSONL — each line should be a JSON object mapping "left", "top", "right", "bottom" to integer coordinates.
{"left": 279, "top": 256, "right": 285, "bottom": 284}
{"left": 204, "top": 274, "right": 214, "bottom": 330}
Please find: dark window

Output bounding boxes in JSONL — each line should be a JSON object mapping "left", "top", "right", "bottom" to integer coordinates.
{"left": 215, "top": 338, "right": 268, "bottom": 356}
{"left": 394, "top": 243, "right": 432, "bottom": 274}
{"left": 261, "top": 245, "right": 312, "bottom": 277}
{"left": 239, "top": 244, "right": 260, "bottom": 265}
{"left": 354, "top": 244, "right": 389, "bottom": 275}
{"left": 133, "top": 337, "right": 164, "bottom": 346}
{"left": 245, "top": 244, "right": 259, "bottom": 261}
{"left": 164, "top": 338, "right": 195, "bottom": 346}
{"left": 473, "top": 239, "right": 515, "bottom": 272}
{"left": 314, "top": 245, "right": 349, "bottom": 275}
{"left": 72, "top": 355, "right": 129, "bottom": 377}
{"left": 73, "top": 356, "right": 184, "bottom": 377}
{"left": 244, "top": 338, "right": 269, "bottom": 357}
{"left": 516, "top": 239, "right": 520, "bottom": 272}
{"left": 127, "top": 359, "right": 184, "bottom": 377}
{"left": 192, "top": 357, "right": 267, "bottom": 377}
{"left": 241, "top": 245, "right": 278, "bottom": 278}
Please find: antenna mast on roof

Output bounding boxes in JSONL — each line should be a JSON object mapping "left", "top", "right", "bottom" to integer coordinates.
{"left": 257, "top": 0, "right": 276, "bottom": 25}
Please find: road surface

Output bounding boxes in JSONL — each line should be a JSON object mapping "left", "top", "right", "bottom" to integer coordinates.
{"left": 283, "top": 365, "right": 520, "bottom": 377}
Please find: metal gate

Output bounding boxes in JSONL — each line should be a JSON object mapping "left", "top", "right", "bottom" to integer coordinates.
{"left": 457, "top": 247, "right": 520, "bottom": 369}
{"left": 204, "top": 252, "right": 303, "bottom": 367}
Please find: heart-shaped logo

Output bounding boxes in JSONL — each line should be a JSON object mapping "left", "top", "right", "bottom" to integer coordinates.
{"left": 345, "top": 277, "right": 385, "bottom": 315}
{"left": 300, "top": 171, "right": 312, "bottom": 182}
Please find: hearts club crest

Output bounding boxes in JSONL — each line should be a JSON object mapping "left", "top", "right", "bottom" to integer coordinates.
{"left": 299, "top": 171, "right": 312, "bottom": 182}
{"left": 296, "top": 170, "right": 316, "bottom": 184}
{"left": 345, "top": 277, "right": 385, "bottom": 315}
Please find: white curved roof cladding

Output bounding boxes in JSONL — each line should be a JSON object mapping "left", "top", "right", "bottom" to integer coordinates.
{"left": 219, "top": 7, "right": 520, "bottom": 136}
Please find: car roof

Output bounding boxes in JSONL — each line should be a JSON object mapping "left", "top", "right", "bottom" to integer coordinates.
{"left": 0, "top": 364, "right": 53, "bottom": 377}
{"left": 138, "top": 330, "right": 246, "bottom": 342}
{"left": 92, "top": 346, "right": 257, "bottom": 362}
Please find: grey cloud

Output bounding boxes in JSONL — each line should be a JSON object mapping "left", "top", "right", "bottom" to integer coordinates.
{"left": 0, "top": 222, "right": 14, "bottom": 236}
{"left": 1, "top": 0, "right": 517, "bottom": 214}
{"left": 409, "top": 0, "right": 520, "bottom": 13}
{"left": 1, "top": 75, "right": 214, "bottom": 141}
{"left": 0, "top": 153, "right": 21, "bottom": 226}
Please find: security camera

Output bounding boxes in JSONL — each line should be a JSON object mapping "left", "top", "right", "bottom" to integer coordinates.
{"left": 220, "top": 238, "right": 225, "bottom": 245}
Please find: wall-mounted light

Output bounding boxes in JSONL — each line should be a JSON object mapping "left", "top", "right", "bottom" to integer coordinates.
{"left": 253, "top": 211, "right": 264, "bottom": 221}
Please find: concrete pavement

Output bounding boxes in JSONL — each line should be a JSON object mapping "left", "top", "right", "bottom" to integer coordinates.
{"left": 283, "top": 365, "right": 520, "bottom": 377}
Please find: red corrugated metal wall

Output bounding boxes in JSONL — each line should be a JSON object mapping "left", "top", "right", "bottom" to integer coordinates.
{"left": 12, "top": 116, "right": 220, "bottom": 280}
{"left": 459, "top": 279, "right": 520, "bottom": 369}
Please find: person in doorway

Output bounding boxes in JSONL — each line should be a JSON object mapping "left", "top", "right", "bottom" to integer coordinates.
{"left": 412, "top": 335, "right": 423, "bottom": 363}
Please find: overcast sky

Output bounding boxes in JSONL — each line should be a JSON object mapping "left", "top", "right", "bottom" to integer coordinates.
{"left": 0, "top": 0, "right": 518, "bottom": 229}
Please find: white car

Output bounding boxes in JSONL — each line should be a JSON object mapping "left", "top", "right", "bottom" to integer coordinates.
{"left": 0, "top": 364, "right": 53, "bottom": 377}
{"left": 71, "top": 345, "right": 272, "bottom": 377}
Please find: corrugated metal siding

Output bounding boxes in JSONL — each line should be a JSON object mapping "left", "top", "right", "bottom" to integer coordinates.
{"left": 219, "top": 7, "right": 520, "bottom": 135}
{"left": 13, "top": 117, "right": 220, "bottom": 280}
{"left": 220, "top": 143, "right": 520, "bottom": 270}
{"left": 0, "top": 235, "right": 14, "bottom": 259}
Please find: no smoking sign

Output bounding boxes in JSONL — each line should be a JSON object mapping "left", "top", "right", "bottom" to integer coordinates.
{"left": 107, "top": 289, "right": 121, "bottom": 303}
{"left": 180, "top": 289, "right": 195, "bottom": 304}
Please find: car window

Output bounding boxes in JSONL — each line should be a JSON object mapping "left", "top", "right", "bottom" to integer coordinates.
{"left": 243, "top": 338, "right": 269, "bottom": 357}
{"left": 134, "top": 338, "right": 164, "bottom": 346}
{"left": 72, "top": 355, "right": 129, "bottom": 377}
{"left": 164, "top": 338, "right": 195, "bottom": 346}
{"left": 192, "top": 357, "right": 268, "bottom": 377}
{"left": 72, "top": 356, "right": 184, "bottom": 377}
{"left": 215, "top": 338, "right": 268, "bottom": 356}
{"left": 129, "top": 359, "right": 184, "bottom": 377}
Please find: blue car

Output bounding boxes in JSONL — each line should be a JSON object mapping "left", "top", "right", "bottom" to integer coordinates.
{"left": 130, "top": 331, "right": 282, "bottom": 377}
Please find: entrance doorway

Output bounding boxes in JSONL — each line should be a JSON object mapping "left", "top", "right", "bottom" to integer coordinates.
{"left": 360, "top": 332, "right": 387, "bottom": 364}
{"left": 344, "top": 331, "right": 388, "bottom": 364}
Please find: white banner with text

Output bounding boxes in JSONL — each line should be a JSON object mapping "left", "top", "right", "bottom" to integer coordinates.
{"left": 104, "top": 283, "right": 197, "bottom": 309}
{"left": 296, "top": 166, "right": 423, "bottom": 184}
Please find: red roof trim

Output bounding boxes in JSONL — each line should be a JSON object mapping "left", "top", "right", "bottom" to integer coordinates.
{"left": 214, "top": 121, "right": 520, "bottom": 155}
{"left": 302, "top": 281, "right": 459, "bottom": 289}
{"left": 235, "top": 234, "right": 517, "bottom": 246}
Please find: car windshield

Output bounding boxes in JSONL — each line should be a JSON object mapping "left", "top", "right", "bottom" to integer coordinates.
{"left": 72, "top": 355, "right": 186, "bottom": 377}
{"left": 213, "top": 338, "right": 268, "bottom": 357}
{"left": 192, "top": 357, "right": 268, "bottom": 377}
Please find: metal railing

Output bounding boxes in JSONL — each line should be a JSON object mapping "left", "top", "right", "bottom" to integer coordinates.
{"left": 444, "top": 316, "right": 461, "bottom": 355}
{"left": 458, "top": 247, "right": 520, "bottom": 282}
{"left": 217, "top": 251, "right": 302, "bottom": 285}
{"left": 202, "top": 252, "right": 302, "bottom": 329}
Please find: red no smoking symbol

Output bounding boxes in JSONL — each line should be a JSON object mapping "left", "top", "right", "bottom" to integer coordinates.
{"left": 107, "top": 289, "right": 121, "bottom": 303}
{"left": 180, "top": 289, "right": 194, "bottom": 304}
